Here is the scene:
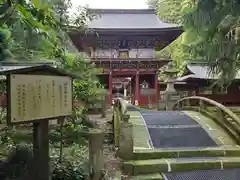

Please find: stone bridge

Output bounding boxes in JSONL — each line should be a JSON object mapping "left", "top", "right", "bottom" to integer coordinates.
{"left": 113, "top": 96, "right": 240, "bottom": 180}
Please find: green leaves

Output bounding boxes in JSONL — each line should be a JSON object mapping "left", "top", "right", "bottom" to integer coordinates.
{"left": 182, "top": 0, "right": 240, "bottom": 85}
{"left": 181, "top": 0, "right": 197, "bottom": 14}
{"left": 0, "top": 0, "right": 103, "bottom": 109}
{"left": 155, "top": 0, "right": 240, "bottom": 86}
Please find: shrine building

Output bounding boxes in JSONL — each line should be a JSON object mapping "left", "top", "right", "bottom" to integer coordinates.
{"left": 69, "top": 9, "right": 182, "bottom": 105}
{"left": 173, "top": 63, "right": 240, "bottom": 106}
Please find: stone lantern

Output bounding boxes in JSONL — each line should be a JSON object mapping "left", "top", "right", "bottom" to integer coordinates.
{"left": 160, "top": 62, "right": 180, "bottom": 110}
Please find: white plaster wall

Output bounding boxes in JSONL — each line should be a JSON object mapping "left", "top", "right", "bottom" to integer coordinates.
{"left": 92, "top": 48, "right": 155, "bottom": 58}
{"left": 135, "top": 48, "right": 155, "bottom": 58}
{"left": 126, "top": 48, "right": 156, "bottom": 58}
{"left": 91, "top": 49, "right": 118, "bottom": 58}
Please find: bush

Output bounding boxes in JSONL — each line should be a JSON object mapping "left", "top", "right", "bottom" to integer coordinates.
{"left": 5, "top": 144, "right": 34, "bottom": 179}
{"left": 52, "top": 158, "right": 86, "bottom": 180}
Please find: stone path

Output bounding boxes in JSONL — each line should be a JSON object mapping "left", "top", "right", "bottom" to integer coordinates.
{"left": 141, "top": 111, "right": 217, "bottom": 148}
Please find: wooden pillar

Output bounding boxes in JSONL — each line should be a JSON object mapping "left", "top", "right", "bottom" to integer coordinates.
{"left": 108, "top": 71, "right": 112, "bottom": 104}
{"left": 32, "top": 120, "right": 50, "bottom": 180}
{"left": 135, "top": 72, "right": 139, "bottom": 105}
{"left": 155, "top": 73, "right": 159, "bottom": 104}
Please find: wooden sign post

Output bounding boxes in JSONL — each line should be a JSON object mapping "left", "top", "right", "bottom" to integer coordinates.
{"left": 5, "top": 67, "right": 73, "bottom": 180}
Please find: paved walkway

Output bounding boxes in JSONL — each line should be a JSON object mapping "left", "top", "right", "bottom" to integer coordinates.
{"left": 141, "top": 111, "right": 217, "bottom": 149}
{"left": 128, "top": 108, "right": 236, "bottom": 150}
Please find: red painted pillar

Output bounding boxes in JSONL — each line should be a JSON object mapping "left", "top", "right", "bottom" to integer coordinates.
{"left": 135, "top": 72, "right": 139, "bottom": 105}
{"left": 108, "top": 71, "right": 112, "bottom": 104}
{"left": 155, "top": 73, "right": 159, "bottom": 104}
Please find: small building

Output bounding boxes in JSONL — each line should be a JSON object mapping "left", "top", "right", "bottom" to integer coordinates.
{"left": 68, "top": 8, "right": 182, "bottom": 105}
{"left": 172, "top": 64, "right": 240, "bottom": 106}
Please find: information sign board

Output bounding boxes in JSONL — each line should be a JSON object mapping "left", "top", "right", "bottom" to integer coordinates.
{"left": 9, "top": 74, "right": 72, "bottom": 123}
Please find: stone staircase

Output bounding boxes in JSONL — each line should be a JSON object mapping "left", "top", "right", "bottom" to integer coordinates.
{"left": 113, "top": 99, "right": 240, "bottom": 179}
{"left": 123, "top": 146, "right": 240, "bottom": 179}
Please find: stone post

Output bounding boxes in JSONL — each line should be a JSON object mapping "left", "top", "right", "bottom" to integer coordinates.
{"left": 117, "top": 114, "right": 133, "bottom": 160}
{"left": 199, "top": 99, "right": 204, "bottom": 112}
{"left": 108, "top": 71, "right": 112, "bottom": 104}
{"left": 124, "top": 84, "right": 127, "bottom": 99}
{"left": 88, "top": 131, "right": 104, "bottom": 180}
{"left": 114, "top": 108, "right": 121, "bottom": 148}
{"left": 148, "top": 96, "right": 152, "bottom": 109}
{"left": 161, "top": 62, "right": 180, "bottom": 110}
{"left": 101, "top": 93, "right": 107, "bottom": 118}
{"left": 135, "top": 73, "right": 139, "bottom": 105}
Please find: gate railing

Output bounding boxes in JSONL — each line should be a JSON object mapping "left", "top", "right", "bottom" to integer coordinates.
{"left": 173, "top": 96, "right": 240, "bottom": 144}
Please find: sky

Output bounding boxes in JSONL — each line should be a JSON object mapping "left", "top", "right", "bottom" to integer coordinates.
{"left": 71, "top": 0, "right": 149, "bottom": 9}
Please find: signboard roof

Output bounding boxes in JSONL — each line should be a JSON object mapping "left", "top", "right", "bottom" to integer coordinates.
{"left": 0, "top": 64, "right": 77, "bottom": 78}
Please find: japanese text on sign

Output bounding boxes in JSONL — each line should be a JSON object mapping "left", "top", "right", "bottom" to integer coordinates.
{"left": 10, "top": 74, "right": 72, "bottom": 123}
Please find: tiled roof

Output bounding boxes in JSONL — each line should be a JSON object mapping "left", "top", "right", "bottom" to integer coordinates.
{"left": 88, "top": 9, "right": 180, "bottom": 30}
{"left": 177, "top": 65, "right": 240, "bottom": 81}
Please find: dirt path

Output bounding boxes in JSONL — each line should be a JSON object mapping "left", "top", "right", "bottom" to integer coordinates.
{"left": 89, "top": 109, "right": 123, "bottom": 179}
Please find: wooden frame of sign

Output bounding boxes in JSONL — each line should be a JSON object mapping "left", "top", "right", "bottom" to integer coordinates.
{"left": 7, "top": 74, "right": 72, "bottom": 124}
{"left": 2, "top": 64, "right": 75, "bottom": 180}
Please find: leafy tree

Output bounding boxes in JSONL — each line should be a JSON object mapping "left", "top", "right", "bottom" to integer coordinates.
{"left": 154, "top": 0, "right": 190, "bottom": 76}
{"left": 181, "top": 0, "right": 240, "bottom": 86}
{"left": 0, "top": 0, "right": 104, "bottom": 106}
{"left": 155, "top": 0, "right": 240, "bottom": 86}
{"left": 147, "top": 0, "right": 158, "bottom": 9}
{"left": 155, "top": 0, "right": 182, "bottom": 24}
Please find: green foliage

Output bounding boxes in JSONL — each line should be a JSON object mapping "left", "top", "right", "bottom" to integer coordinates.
{"left": 155, "top": 0, "right": 191, "bottom": 77}
{"left": 52, "top": 159, "right": 85, "bottom": 180}
{"left": 0, "top": 0, "right": 104, "bottom": 106}
{"left": 5, "top": 143, "right": 33, "bottom": 179}
{"left": 0, "top": 123, "right": 90, "bottom": 179}
{"left": 155, "top": 0, "right": 183, "bottom": 24}
{"left": 0, "top": 1, "right": 106, "bottom": 179}
{"left": 2, "top": 143, "right": 88, "bottom": 180}
{"left": 0, "top": 24, "right": 13, "bottom": 60}
{"left": 147, "top": 0, "right": 158, "bottom": 9}
{"left": 155, "top": 0, "right": 240, "bottom": 85}
{"left": 181, "top": 0, "right": 240, "bottom": 86}
{"left": 60, "top": 52, "right": 105, "bottom": 107}
{"left": 0, "top": 0, "right": 91, "bottom": 61}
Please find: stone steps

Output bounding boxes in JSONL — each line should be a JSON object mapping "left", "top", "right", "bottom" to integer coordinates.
{"left": 123, "top": 157, "right": 240, "bottom": 175}
{"left": 130, "top": 173, "right": 164, "bottom": 180}
{"left": 133, "top": 146, "right": 240, "bottom": 160}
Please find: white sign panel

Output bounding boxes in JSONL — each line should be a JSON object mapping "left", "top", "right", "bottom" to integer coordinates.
{"left": 9, "top": 74, "right": 72, "bottom": 123}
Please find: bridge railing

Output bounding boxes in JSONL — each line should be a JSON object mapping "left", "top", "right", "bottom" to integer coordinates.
{"left": 173, "top": 96, "right": 240, "bottom": 144}
{"left": 112, "top": 98, "right": 133, "bottom": 159}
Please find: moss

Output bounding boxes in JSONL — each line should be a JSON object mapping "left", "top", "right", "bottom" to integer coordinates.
{"left": 124, "top": 157, "right": 240, "bottom": 175}
{"left": 131, "top": 173, "right": 164, "bottom": 180}
{"left": 133, "top": 146, "right": 240, "bottom": 160}
{"left": 221, "top": 157, "right": 240, "bottom": 168}
{"left": 169, "top": 159, "right": 221, "bottom": 172}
